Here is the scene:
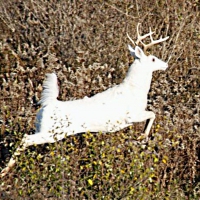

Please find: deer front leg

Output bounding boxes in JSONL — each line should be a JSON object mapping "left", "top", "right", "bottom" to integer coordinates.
{"left": 138, "top": 111, "right": 155, "bottom": 141}
{"left": 127, "top": 111, "right": 155, "bottom": 141}
{"left": 142, "top": 111, "right": 156, "bottom": 137}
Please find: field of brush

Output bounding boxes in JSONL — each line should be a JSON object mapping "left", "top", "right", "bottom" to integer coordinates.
{"left": 0, "top": 0, "right": 199, "bottom": 199}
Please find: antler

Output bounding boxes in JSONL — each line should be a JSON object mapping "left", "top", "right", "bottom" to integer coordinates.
{"left": 127, "top": 23, "right": 169, "bottom": 53}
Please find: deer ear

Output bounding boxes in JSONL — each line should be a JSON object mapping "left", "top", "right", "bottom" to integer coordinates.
{"left": 128, "top": 45, "right": 139, "bottom": 59}
{"left": 134, "top": 46, "right": 145, "bottom": 59}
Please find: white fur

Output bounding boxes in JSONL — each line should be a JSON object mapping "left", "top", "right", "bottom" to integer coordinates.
{"left": 0, "top": 46, "right": 168, "bottom": 177}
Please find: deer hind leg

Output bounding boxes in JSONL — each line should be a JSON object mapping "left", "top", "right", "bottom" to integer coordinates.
{"left": 0, "top": 132, "right": 57, "bottom": 178}
{"left": 1, "top": 134, "right": 29, "bottom": 178}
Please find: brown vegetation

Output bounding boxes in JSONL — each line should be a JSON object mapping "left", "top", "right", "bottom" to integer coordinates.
{"left": 0, "top": 0, "right": 199, "bottom": 199}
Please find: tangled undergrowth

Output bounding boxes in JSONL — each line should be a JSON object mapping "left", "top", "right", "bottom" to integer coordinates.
{"left": 0, "top": 0, "right": 199, "bottom": 199}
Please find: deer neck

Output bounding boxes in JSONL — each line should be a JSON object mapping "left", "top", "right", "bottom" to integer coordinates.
{"left": 124, "top": 61, "right": 153, "bottom": 94}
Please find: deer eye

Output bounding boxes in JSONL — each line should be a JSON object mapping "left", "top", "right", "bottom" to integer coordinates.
{"left": 152, "top": 58, "right": 155, "bottom": 62}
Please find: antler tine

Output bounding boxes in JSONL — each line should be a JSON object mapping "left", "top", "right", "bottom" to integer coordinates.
{"left": 127, "top": 23, "right": 154, "bottom": 47}
{"left": 143, "top": 29, "right": 169, "bottom": 52}
{"left": 127, "top": 32, "right": 136, "bottom": 46}
{"left": 135, "top": 23, "right": 154, "bottom": 46}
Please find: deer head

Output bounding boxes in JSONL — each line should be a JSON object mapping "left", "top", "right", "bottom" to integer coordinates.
{"left": 127, "top": 23, "right": 169, "bottom": 72}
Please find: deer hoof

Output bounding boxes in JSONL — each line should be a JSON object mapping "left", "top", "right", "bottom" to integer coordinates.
{"left": 0, "top": 167, "right": 10, "bottom": 178}
{"left": 137, "top": 133, "right": 149, "bottom": 143}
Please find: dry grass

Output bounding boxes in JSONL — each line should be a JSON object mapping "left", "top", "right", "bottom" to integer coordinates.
{"left": 0, "top": 0, "right": 199, "bottom": 199}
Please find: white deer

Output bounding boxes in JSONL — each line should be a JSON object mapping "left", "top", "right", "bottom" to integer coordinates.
{"left": 0, "top": 24, "right": 169, "bottom": 177}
